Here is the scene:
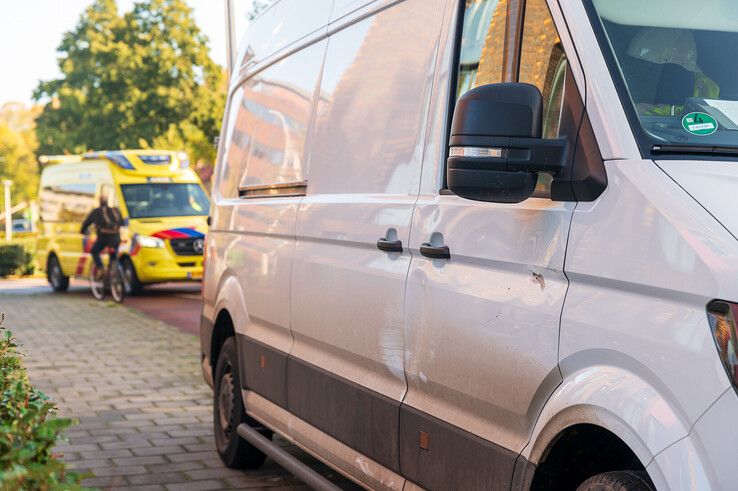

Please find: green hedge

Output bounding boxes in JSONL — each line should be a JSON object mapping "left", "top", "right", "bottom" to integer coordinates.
{"left": 0, "top": 243, "right": 35, "bottom": 278}
{"left": 0, "top": 321, "right": 87, "bottom": 490}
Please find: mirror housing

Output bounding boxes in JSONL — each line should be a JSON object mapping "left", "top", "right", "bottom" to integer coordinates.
{"left": 447, "top": 83, "right": 569, "bottom": 203}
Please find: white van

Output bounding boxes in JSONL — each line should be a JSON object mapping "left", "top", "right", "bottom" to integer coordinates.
{"left": 201, "top": 1, "right": 738, "bottom": 489}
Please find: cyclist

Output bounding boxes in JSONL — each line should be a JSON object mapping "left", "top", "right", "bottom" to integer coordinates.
{"left": 80, "top": 195, "right": 123, "bottom": 280}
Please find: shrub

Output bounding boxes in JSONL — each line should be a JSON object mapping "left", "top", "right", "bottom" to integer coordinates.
{"left": 0, "top": 244, "right": 34, "bottom": 278}
{"left": 0, "top": 319, "right": 86, "bottom": 490}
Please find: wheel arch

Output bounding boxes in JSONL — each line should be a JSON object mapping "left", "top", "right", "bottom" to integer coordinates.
{"left": 524, "top": 352, "right": 695, "bottom": 466}
{"left": 211, "top": 308, "right": 236, "bottom": 379}
{"left": 209, "top": 271, "right": 249, "bottom": 378}
{"left": 523, "top": 419, "right": 651, "bottom": 490}
{"left": 519, "top": 357, "right": 698, "bottom": 490}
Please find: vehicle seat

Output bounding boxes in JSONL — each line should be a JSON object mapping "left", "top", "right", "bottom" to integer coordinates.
{"left": 653, "top": 63, "right": 695, "bottom": 106}
{"left": 620, "top": 56, "right": 662, "bottom": 105}
{"left": 654, "top": 63, "right": 694, "bottom": 106}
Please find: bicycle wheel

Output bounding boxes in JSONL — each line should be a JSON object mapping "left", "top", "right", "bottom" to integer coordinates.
{"left": 110, "top": 259, "right": 125, "bottom": 303}
{"left": 89, "top": 263, "right": 106, "bottom": 300}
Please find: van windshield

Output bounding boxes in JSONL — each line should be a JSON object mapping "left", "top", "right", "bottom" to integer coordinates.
{"left": 121, "top": 183, "right": 209, "bottom": 219}
{"left": 588, "top": 0, "right": 738, "bottom": 155}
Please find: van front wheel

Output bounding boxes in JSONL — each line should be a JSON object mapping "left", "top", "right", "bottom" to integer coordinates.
{"left": 47, "top": 255, "right": 69, "bottom": 292}
{"left": 121, "top": 257, "right": 143, "bottom": 295}
{"left": 577, "top": 471, "right": 654, "bottom": 491}
{"left": 213, "top": 337, "right": 270, "bottom": 469}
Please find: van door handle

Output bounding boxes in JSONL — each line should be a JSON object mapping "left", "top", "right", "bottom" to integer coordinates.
{"left": 420, "top": 243, "right": 450, "bottom": 260}
{"left": 377, "top": 237, "right": 403, "bottom": 253}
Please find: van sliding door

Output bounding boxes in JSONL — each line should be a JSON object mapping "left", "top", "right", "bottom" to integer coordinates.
{"left": 288, "top": 0, "right": 447, "bottom": 475}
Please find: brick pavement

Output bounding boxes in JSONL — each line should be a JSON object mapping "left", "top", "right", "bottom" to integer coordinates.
{"left": 2, "top": 293, "right": 354, "bottom": 490}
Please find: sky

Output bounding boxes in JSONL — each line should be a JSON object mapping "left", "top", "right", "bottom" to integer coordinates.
{"left": 0, "top": 0, "right": 255, "bottom": 106}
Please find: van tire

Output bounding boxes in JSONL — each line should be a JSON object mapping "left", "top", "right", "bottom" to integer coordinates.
{"left": 577, "top": 471, "right": 654, "bottom": 491}
{"left": 47, "top": 255, "right": 70, "bottom": 292}
{"left": 121, "top": 257, "right": 143, "bottom": 295}
{"left": 213, "top": 337, "right": 270, "bottom": 469}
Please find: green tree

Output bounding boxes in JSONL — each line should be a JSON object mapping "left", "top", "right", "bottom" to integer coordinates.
{"left": 0, "top": 103, "right": 40, "bottom": 202}
{"left": 34, "top": 0, "right": 225, "bottom": 165}
{"left": 34, "top": 0, "right": 126, "bottom": 155}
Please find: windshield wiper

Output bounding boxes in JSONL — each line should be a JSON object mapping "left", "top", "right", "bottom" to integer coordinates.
{"left": 652, "top": 144, "right": 738, "bottom": 156}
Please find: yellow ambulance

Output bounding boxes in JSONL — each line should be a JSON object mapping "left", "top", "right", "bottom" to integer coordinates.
{"left": 37, "top": 150, "right": 209, "bottom": 294}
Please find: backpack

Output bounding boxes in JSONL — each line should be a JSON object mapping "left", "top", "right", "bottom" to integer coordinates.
{"left": 100, "top": 206, "right": 121, "bottom": 233}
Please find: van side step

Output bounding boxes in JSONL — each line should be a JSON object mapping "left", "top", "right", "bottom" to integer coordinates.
{"left": 236, "top": 423, "right": 342, "bottom": 491}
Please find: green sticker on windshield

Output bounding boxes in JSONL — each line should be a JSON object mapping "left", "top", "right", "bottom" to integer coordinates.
{"left": 682, "top": 112, "right": 718, "bottom": 136}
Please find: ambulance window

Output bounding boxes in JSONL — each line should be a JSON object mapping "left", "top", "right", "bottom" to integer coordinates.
{"left": 39, "top": 183, "right": 96, "bottom": 222}
{"left": 456, "top": 0, "right": 508, "bottom": 98}
{"left": 519, "top": 0, "right": 568, "bottom": 195}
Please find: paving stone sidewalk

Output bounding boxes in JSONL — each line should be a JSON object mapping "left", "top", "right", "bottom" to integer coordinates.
{"left": 2, "top": 293, "right": 352, "bottom": 490}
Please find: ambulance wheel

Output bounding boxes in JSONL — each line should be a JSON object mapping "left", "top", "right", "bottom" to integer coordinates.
{"left": 121, "top": 257, "right": 143, "bottom": 295}
{"left": 48, "top": 255, "right": 69, "bottom": 292}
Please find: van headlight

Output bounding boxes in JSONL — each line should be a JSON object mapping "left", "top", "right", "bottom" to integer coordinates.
{"left": 707, "top": 301, "right": 738, "bottom": 388}
{"left": 136, "top": 235, "right": 165, "bottom": 249}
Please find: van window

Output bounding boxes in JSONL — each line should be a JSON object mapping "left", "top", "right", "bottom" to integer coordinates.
{"left": 456, "top": 0, "right": 509, "bottom": 98}
{"left": 587, "top": 0, "right": 738, "bottom": 156}
{"left": 519, "top": 0, "right": 567, "bottom": 195}
{"left": 39, "top": 183, "right": 96, "bottom": 222}
{"left": 217, "top": 41, "right": 325, "bottom": 198}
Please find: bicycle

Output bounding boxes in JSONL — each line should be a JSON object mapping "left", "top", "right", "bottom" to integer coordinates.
{"left": 89, "top": 246, "right": 125, "bottom": 303}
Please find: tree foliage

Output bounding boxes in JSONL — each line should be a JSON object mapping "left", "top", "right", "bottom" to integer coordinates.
{"left": 0, "top": 103, "right": 40, "bottom": 203}
{"left": 34, "top": 0, "right": 226, "bottom": 165}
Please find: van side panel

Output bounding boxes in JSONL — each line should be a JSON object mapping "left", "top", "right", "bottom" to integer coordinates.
{"left": 556, "top": 160, "right": 736, "bottom": 451}
{"left": 210, "top": 41, "right": 327, "bottom": 398}
{"left": 288, "top": 0, "right": 446, "bottom": 473}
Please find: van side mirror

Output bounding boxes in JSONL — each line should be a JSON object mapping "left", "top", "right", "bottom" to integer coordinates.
{"left": 447, "top": 83, "right": 568, "bottom": 203}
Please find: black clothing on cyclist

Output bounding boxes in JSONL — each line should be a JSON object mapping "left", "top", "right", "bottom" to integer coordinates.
{"left": 81, "top": 204, "right": 123, "bottom": 269}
